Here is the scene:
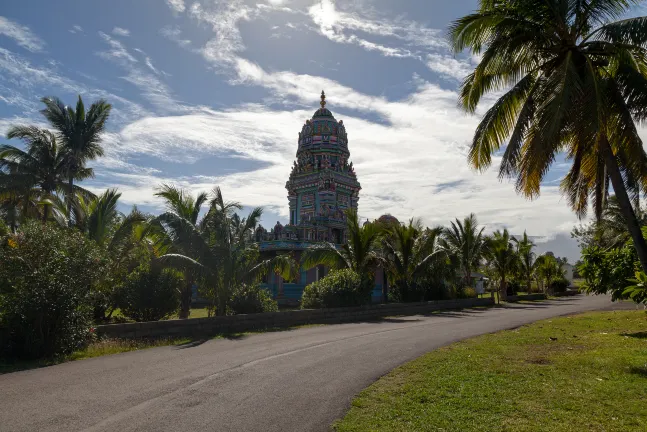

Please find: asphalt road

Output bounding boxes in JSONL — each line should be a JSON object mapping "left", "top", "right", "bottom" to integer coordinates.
{"left": 0, "top": 295, "right": 637, "bottom": 432}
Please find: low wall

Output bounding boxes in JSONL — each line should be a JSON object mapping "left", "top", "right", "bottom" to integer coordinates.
{"left": 553, "top": 290, "right": 581, "bottom": 297}
{"left": 96, "top": 296, "right": 495, "bottom": 340}
{"left": 506, "top": 293, "right": 547, "bottom": 302}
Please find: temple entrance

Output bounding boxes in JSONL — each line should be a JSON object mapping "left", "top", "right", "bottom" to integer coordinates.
{"left": 331, "top": 228, "right": 342, "bottom": 244}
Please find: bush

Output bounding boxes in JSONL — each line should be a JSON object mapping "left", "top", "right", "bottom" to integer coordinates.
{"left": 229, "top": 284, "right": 278, "bottom": 315}
{"left": 301, "top": 269, "right": 369, "bottom": 309}
{"left": 550, "top": 278, "right": 570, "bottom": 293}
{"left": 116, "top": 267, "right": 181, "bottom": 322}
{"left": 0, "top": 222, "right": 107, "bottom": 359}
{"left": 461, "top": 287, "right": 477, "bottom": 298}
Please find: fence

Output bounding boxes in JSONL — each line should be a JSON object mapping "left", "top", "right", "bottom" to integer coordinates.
{"left": 97, "top": 295, "right": 495, "bottom": 339}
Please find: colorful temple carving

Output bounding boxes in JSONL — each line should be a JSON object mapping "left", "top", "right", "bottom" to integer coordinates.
{"left": 258, "top": 92, "right": 385, "bottom": 303}
{"left": 256, "top": 90, "right": 361, "bottom": 248}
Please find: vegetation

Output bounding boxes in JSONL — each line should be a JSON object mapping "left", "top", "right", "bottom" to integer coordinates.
{"left": 302, "top": 209, "right": 381, "bottom": 297}
{"left": 450, "top": 0, "right": 647, "bottom": 273}
{"left": 0, "top": 222, "right": 107, "bottom": 359}
{"left": 442, "top": 213, "right": 487, "bottom": 286}
{"left": 229, "top": 283, "right": 279, "bottom": 315}
{"left": 301, "top": 269, "right": 366, "bottom": 309}
{"left": 486, "top": 228, "right": 517, "bottom": 301}
{"left": 335, "top": 310, "right": 647, "bottom": 432}
{"left": 380, "top": 220, "right": 450, "bottom": 302}
{"left": 116, "top": 266, "right": 182, "bottom": 322}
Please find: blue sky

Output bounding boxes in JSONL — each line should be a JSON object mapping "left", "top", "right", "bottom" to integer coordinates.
{"left": 4, "top": 0, "right": 643, "bottom": 261}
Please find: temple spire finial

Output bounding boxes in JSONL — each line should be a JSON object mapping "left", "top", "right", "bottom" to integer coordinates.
{"left": 320, "top": 90, "right": 326, "bottom": 108}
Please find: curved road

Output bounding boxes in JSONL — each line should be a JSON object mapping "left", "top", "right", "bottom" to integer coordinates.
{"left": 0, "top": 295, "right": 634, "bottom": 432}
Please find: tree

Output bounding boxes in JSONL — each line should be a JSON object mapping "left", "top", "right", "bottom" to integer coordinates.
{"left": 442, "top": 213, "right": 487, "bottom": 286}
{"left": 486, "top": 228, "right": 518, "bottom": 301}
{"left": 154, "top": 184, "right": 208, "bottom": 318}
{"left": 156, "top": 186, "right": 295, "bottom": 316}
{"left": 534, "top": 254, "right": 564, "bottom": 293}
{"left": 301, "top": 209, "right": 382, "bottom": 294}
{"left": 449, "top": 1, "right": 647, "bottom": 272}
{"left": 381, "top": 219, "right": 448, "bottom": 302}
{"left": 513, "top": 231, "right": 536, "bottom": 292}
{"left": 40, "top": 95, "right": 111, "bottom": 225}
{"left": 68, "top": 189, "right": 148, "bottom": 321}
{"left": 0, "top": 126, "right": 94, "bottom": 223}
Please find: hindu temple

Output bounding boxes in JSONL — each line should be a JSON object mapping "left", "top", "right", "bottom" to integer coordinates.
{"left": 256, "top": 91, "right": 385, "bottom": 303}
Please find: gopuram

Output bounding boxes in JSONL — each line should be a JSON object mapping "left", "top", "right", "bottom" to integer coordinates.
{"left": 256, "top": 91, "right": 385, "bottom": 303}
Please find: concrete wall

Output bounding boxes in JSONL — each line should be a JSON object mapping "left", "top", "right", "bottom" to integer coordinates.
{"left": 96, "top": 296, "right": 494, "bottom": 340}
{"left": 506, "top": 293, "right": 547, "bottom": 302}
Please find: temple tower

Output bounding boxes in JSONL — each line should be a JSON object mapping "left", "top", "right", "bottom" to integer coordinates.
{"left": 284, "top": 91, "right": 361, "bottom": 244}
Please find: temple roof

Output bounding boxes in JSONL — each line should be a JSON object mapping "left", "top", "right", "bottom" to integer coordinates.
{"left": 297, "top": 90, "right": 348, "bottom": 155}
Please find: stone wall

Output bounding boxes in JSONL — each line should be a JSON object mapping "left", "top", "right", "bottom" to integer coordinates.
{"left": 96, "top": 296, "right": 495, "bottom": 340}
{"left": 506, "top": 293, "right": 547, "bottom": 302}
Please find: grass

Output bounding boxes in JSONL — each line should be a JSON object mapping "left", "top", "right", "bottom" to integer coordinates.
{"left": 334, "top": 310, "right": 647, "bottom": 432}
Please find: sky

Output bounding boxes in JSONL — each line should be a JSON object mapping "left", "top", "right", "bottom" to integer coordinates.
{"left": 2, "top": 0, "right": 644, "bottom": 262}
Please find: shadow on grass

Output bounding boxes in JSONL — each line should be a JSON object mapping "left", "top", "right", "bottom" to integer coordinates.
{"left": 621, "top": 331, "right": 647, "bottom": 339}
{"left": 629, "top": 366, "right": 647, "bottom": 378}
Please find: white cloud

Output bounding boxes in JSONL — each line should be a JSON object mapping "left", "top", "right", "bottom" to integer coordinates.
{"left": 166, "top": 0, "right": 186, "bottom": 13}
{"left": 112, "top": 27, "right": 131, "bottom": 37}
{"left": 0, "top": 47, "right": 148, "bottom": 124}
{"left": 0, "top": 16, "right": 45, "bottom": 52}
{"left": 160, "top": 25, "right": 192, "bottom": 48}
{"left": 69, "top": 25, "right": 84, "bottom": 34}
{"left": 426, "top": 54, "right": 474, "bottom": 81}
{"left": 96, "top": 32, "right": 184, "bottom": 113}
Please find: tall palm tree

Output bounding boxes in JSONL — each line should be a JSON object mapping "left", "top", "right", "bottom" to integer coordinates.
{"left": 381, "top": 220, "right": 448, "bottom": 302}
{"left": 449, "top": 0, "right": 647, "bottom": 272}
{"left": 301, "top": 209, "right": 382, "bottom": 293}
{"left": 40, "top": 95, "right": 111, "bottom": 225}
{"left": 487, "top": 228, "right": 519, "bottom": 301}
{"left": 443, "top": 213, "right": 487, "bottom": 286}
{"left": 1, "top": 126, "right": 93, "bottom": 222}
{"left": 513, "top": 231, "right": 536, "bottom": 292}
{"left": 153, "top": 184, "right": 209, "bottom": 318}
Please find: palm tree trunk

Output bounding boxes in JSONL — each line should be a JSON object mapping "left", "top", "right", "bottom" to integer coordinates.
{"left": 603, "top": 139, "right": 647, "bottom": 273}
{"left": 42, "top": 203, "right": 49, "bottom": 223}
{"left": 67, "top": 176, "right": 74, "bottom": 227}
{"left": 179, "top": 280, "right": 192, "bottom": 319}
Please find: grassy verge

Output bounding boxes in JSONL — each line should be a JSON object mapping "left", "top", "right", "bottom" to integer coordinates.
{"left": 335, "top": 310, "right": 647, "bottom": 432}
{"left": 0, "top": 323, "right": 324, "bottom": 374}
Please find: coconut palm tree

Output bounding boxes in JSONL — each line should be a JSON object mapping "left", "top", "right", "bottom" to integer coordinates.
{"left": 487, "top": 228, "right": 519, "bottom": 301}
{"left": 155, "top": 183, "right": 208, "bottom": 225}
{"left": 450, "top": 0, "right": 647, "bottom": 272}
{"left": 443, "top": 213, "right": 487, "bottom": 286}
{"left": 513, "top": 231, "right": 536, "bottom": 292}
{"left": 301, "top": 209, "right": 382, "bottom": 294}
{"left": 534, "top": 254, "right": 564, "bottom": 293}
{"left": 40, "top": 95, "right": 111, "bottom": 225}
{"left": 381, "top": 220, "right": 448, "bottom": 302}
{"left": 153, "top": 184, "right": 209, "bottom": 318}
{"left": 156, "top": 187, "right": 295, "bottom": 316}
{"left": 0, "top": 126, "right": 94, "bottom": 222}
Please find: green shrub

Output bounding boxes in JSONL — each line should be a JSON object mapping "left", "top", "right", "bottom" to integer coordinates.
{"left": 462, "top": 287, "right": 477, "bottom": 298}
{"left": 116, "top": 267, "right": 181, "bottom": 322}
{"left": 301, "top": 269, "right": 369, "bottom": 309}
{"left": 0, "top": 222, "right": 107, "bottom": 359}
{"left": 550, "top": 277, "right": 570, "bottom": 293}
{"left": 228, "top": 284, "right": 278, "bottom": 315}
